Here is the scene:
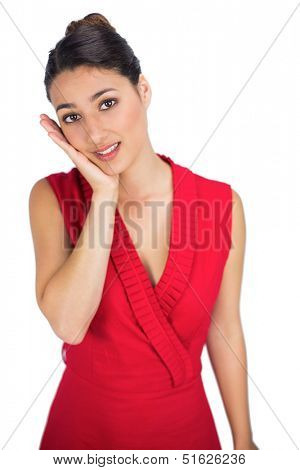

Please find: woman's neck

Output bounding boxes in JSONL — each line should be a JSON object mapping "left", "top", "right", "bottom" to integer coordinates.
{"left": 118, "top": 151, "right": 171, "bottom": 204}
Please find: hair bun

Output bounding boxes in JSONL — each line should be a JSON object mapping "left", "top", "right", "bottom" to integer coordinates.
{"left": 65, "top": 12, "right": 116, "bottom": 36}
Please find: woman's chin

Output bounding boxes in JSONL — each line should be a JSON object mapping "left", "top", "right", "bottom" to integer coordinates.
{"left": 94, "top": 158, "right": 121, "bottom": 175}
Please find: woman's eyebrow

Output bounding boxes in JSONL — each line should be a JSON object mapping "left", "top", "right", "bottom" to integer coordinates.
{"left": 56, "top": 88, "right": 118, "bottom": 112}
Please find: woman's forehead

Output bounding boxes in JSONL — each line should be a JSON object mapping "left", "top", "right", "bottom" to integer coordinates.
{"left": 49, "top": 67, "right": 127, "bottom": 106}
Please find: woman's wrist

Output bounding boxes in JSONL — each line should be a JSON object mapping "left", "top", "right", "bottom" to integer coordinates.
{"left": 233, "top": 438, "right": 259, "bottom": 450}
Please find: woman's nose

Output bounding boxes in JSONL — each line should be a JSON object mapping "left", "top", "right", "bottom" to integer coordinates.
{"left": 84, "top": 116, "right": 108, "bottom": 146}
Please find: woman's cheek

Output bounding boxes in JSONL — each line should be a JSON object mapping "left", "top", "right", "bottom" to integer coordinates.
{"left": 120, "top": 101, "right": 141, "bottom": 132}
{"left": 63, "top": 126, "right": 83, "bottom": 147}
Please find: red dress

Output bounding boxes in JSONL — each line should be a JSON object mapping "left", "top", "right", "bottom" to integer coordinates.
{"left": 39, "top": 153, "right": 232, "bottom": 450}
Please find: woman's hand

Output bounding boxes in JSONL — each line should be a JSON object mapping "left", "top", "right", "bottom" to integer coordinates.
{"left": 234, "top": 440, "right": 259, "bottom": 450}
{"left": 39, "top": 114, "right": 119, "bottom": 196}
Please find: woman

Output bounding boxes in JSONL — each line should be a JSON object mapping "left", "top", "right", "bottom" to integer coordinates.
{"left": 29, "top": 12, "right": 258, "bottom": 450}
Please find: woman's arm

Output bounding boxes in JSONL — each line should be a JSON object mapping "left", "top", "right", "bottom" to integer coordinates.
{"left": 206, "top": 189, "right": 258, "bottom": 450}
{"left": 29, "top": 179, "right": 118, "bottom": 345}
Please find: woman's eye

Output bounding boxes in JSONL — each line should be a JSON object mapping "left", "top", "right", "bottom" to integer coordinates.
{"left": 63, "top": 114, "right": 78, "bottom": 124}
{"left": 63, "top": 99, "right": 117, "bottom": 124}
{"left": 99, "top": 98, "right": 117, "bottom": 111}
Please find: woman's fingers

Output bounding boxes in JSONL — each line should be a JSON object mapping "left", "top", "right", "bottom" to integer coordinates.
{"left": 47, "top": 132, "right": 88, "bottom": 168}
{"left": 49, "top": 118, "right": 62, "bottom": 132}
{"left": 40, "top": 115, "right": 69, "bottom": 144}
{"left": 40, "top": 118, "right": 61, "bottom": 134}
{"left": 42, "top": 125, "right": 69, "bottom": 145}
{"left": 48, "top": 132, "right": 75, "bottom": 153}
{"left": 41, "top": 114, "right": 114, "bottom": 188}
{"left": 40, "top": 119, "right": 55, "bottom": 134}
{"left": 48, "top": 132, "right": 66, "bottom": 144}
{"left": 40, "top": 114, "right": 79, "bottom": 163}
{"left": 40, "top": 117, "right": 55, "bottom": 133}
{"left": 48, "top": 132, "right": 78, "bottom": 164}
{"left": 40, "top": 114, "right": 63, "bottom": 133}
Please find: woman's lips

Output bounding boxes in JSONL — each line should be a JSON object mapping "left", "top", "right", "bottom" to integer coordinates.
{"left": 93, "top": 142, "right": 121, "bottom": 161}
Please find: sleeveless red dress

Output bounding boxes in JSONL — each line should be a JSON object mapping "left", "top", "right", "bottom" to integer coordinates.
{"left": 39, "top": 153, "right": 232, "bottom": 450}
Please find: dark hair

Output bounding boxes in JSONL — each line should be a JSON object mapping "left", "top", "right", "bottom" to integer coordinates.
{"left": 44, "top": 12, "right": 142, "bottom": 102}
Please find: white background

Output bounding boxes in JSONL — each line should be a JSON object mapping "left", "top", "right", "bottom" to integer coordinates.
{"left": 0, "top": 0, "right": 299, "bottom": 454}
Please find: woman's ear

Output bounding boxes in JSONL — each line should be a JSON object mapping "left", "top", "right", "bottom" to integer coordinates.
{"left": 137, "top": 74, "right": 152, "bottom": 109}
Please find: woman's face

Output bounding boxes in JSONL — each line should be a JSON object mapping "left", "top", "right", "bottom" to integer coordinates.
{"left": 49, "top": 65, "right": 151, "bottom": 173}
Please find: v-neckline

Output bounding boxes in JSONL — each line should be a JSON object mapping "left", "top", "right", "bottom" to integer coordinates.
{"left": 77, "top": 152, "right": 197, "bottom": 316}
{"left": 76, "top": 155, "right": 197, "bottom": 387}
{"left": 114, "top": 154, "right": 176, "bottom": 292}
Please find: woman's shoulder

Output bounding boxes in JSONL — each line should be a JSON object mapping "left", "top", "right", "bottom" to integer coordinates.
{"left": 191, "top": 169, "right": 242, "bottom": 223}
{"left": 45, "top": 166, "right": 78, "bottom": 183}
{"left": 43, "top": 166, "right": 80, "bottom": 194}
{"left": 172, "top": 157, "right": 240, "bottom": 205}
{"left": 191, "top": 169, "right": 232, "bottom": 197}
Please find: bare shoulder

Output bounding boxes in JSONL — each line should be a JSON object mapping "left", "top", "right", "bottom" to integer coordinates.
{"left": 29, "top": 177, "right": 57, "bottom": 204}
{"left": 230, "top": 188, "right": 246, "bottom": 252}
{"left": 29, "top": 175, "right": 72, "bottom": 252}
{"left": 232, "top": 186, "right": 245, "bottom": 212}
{"left": 231, "top": 187, "right": 243, "bottom": 210}
{"left": 29, "top": 176, "right": 68, "bottom": 226}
